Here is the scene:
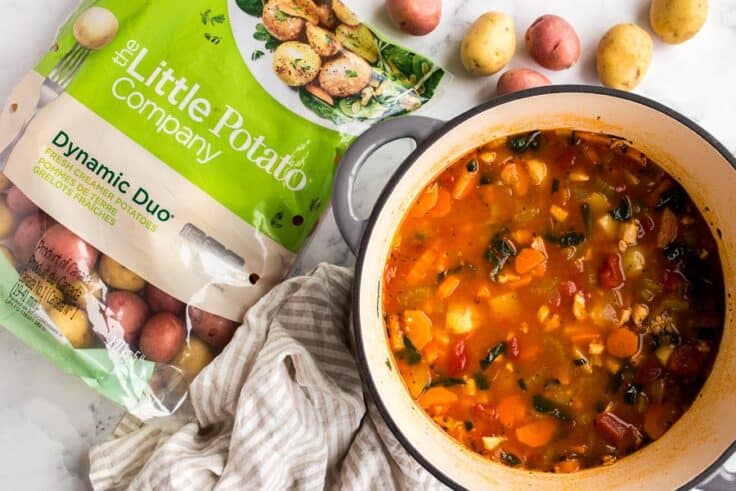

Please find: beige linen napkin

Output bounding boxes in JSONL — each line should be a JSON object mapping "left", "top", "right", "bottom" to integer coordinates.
{"left": 88, "top": 264, "right": 444, "bottom": 490}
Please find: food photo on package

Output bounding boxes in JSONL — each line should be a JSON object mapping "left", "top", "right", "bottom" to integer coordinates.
{"left": 0, "top": 0, "right": 447, "bottom": 419}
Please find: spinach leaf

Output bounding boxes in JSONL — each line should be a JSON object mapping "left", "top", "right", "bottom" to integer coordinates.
{"left": 500, "top": 451, "right": 521, "bottom": 466}
{"left": 517, "top": 378, "right": 527, "bottom": 391}
{"left": 581, "top": 203, "right": 592, "bottom": 236}
{"left": 480, "top": 173, "right": 492, "bottom": 185}
{"left": 656, "top": 186, "right": 686, "bottom": 214}
{"left": 298, "top": 88, "right": 347, "bottom": 124}
{"left": 464, "top": 420, "right": 474, "bottom": 430}
{"left": 551, "top": 178, "right": 560, "bottom": 194}
{"left": 532, "top": 395, "right": 571, "bottom": 421}
{"left": 507, "top": 130, "right": 541, "bottom": 154}
{"left": 545, "top": 231, "right": 585, "bottom": 247}
{"left": 237, "top": 0, "right": 263, "bottom": 17}
{"left": 397, "top": 336, "right": 421, "bottom": 365}
{"left": 485, "top": 231, "right": 517, "bottom": 281}
{"left": 474, "top": 372, "right": 490, "bottom": 390}
{"left": 610, "top": 196, "right": 633, "bottom": 222}
{"left": 430, "top": 377, "right": 465, "bottom": 387}
{"left": 466, "top": 159, "right": 479, "bottom": 172}
{"left": 573, "top": 358, "right": 588, "bottom": 367}
{"left": 480, "top": 342, "right": 506, "bottom": 370}
{"left": 663, "top": 242, "right": 687, "bottom": 261}
{"left": 623, "top": 385, "right": 639, "bottom": 405}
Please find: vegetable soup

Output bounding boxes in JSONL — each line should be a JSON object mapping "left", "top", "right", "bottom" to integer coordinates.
{"left": 382, "top": 129, "right": 724, "bottom": 472}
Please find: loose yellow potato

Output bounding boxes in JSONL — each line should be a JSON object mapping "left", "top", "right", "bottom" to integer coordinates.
{"left": 0, "top": 245, "right": 16, "bottom": 269}
{"left": 99, "top": 255, "right": 145, "bottom": 292}
{"left": 172, "top": 336, "right": 214, "bottom": 382}
{"left": 650, "top": 0, "right": 707, "bottom": 44}
{"left": 597, "top": 24, "right": 653, "bottom": 91}
{"left": 461, "top": 12, "right": 516, "bottom": 76}
{"left": 49, "top": 303, "right": 94, "bottom": 348}
{"left": 0, "top": 199, "right": 16, "bottom": 239}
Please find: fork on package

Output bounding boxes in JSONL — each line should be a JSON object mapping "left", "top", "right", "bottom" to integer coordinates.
{"left": 0, "top": 42, "right": 90, "bottom": 169}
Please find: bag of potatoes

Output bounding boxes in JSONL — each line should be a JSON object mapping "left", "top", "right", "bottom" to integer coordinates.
{"left": 0, "top": 0, "right": 445, "bottom": 418}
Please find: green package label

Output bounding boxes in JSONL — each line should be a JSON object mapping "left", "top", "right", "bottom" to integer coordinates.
{"left": 0, "top": 0, "right": 445, "bottom": 417}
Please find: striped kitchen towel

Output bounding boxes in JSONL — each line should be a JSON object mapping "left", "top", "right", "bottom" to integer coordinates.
{"left": 88, "top": 264, "right": 444, "bottom": 491}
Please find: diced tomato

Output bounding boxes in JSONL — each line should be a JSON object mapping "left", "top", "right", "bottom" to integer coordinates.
{"left": 508, "top": 336, "right": 520, "bottom": 360}
{"left": 447, "top": 339, "right": 468, "bottom": 376}
{"left": 594, "top": 412, "right": 640, "bottom": 450}
{"left": 662, "top": 269, "right": 684, "bottom": 292}
{"left": 634, "top": 357, "right": 663, "bottom": 385}
{"left": 559, "top": 280, "right": 577, "bottom": 300}
{"left": 666, "top": 343, "right": 706, "bottom": 376}
{"left": 556, "top": 147, "right": 576, "bottom": 169}
{"left": 438, "top": 170, "right": 455, "bottom": 187}
{"left": 599, "top": 254, "right": 625, "bottom": 289}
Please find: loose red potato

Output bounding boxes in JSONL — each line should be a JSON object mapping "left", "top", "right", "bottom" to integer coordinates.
{"left": 139, "top": 312, "right": 185, "bottom": 363}
{"left": 386, "top": 0, "right": 441, "bottom": 36}
{"left": 496, "top": 68, "right": 551, "bottom": 95}
{"left": 188, "top": 306, "right": 239, "bottom": 348}
{"left": 13, "top": 212, "right": 52, "bottom": 263}
{"left": 6, "top": 186, "right": 39, "bottom": 216}
{"left": 145, "top": 284, "right": 185, "bottom": 315}
{"left": 105, "top": 291, "right": 150, "bottom": 345}
{"left": 34, "top": 224, "right": 98, "bottom": 283}
{"left": 525, "top": 15, "right": 580, "bottom": 70}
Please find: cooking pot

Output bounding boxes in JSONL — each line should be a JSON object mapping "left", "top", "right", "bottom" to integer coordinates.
{"left": 332, "top": 85, "right": 736, "bottom": 490}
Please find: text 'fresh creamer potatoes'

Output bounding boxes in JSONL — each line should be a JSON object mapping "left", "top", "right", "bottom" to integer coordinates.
{"left": 0, "top": 0, "right": 446, "bottom": 418}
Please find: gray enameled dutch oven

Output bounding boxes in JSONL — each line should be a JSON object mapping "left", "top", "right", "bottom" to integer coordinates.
{"left": 332, "top": 85, "right": 736, "bottom": 490}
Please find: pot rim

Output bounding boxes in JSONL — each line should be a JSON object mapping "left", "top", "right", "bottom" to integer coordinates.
{"left": 351, "top": 84, "right": 736, "bottom": 490}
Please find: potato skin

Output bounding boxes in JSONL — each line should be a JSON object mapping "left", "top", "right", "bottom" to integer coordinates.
{"left": 525, "top": 15, "right": 580, "bottom": 70}
{"left": 34, "top": 224, "right": 98, "bottom": 283}
{"left": 318, "top": 51, "right": 372, "bottom": 97}
{"left": 650, "top": 0, "right": 707, "bottom": 44}
{"left": 386, "top": 0, "right": 441, "bottom": 36}
{"left": 597, "top": 24, "right": 653, "bottom": 91}
{"left": 145, "top": 284, "right": 185, "bottom": 315}
{"left": 172, "top": 336, "right": 214, "bottom": 382}
{"left": 99, "top": 255, "right": 145, "bottom": 292}
{"left": 273, "top": 42, "right": 322, "bottom": 87}
{"left": 0, "top": 199, "right": 16, "bottom": 239}
{"left": 49, "top": 304, "right": 94, "bottom": 348}
{"left": 263, "top": 0, "right": 305, "bottom": 41}
{"left": 306, "top": 23, "right": 341, "bottom": 57}
{"left": 6, "top": 186, "right": 38, "bottom": 216}
{"left": 461, "top": 12, "right": 516, "bottom": 76}
{"left": 496, "top": 68, "right": 551, "bottom": 95}
{"left": 188, "top": 306, "right": 239, "bottom": 349}
{"left": 106, "top": 291, "right": 150, "bottom": 345}
{"left": 13, "top": 212, "right": 51, "bottom": 263}
{"left": 139, "top": 313, "right": 186, "bottom": 363}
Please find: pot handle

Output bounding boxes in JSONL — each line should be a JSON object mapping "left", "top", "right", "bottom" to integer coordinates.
{"left": 332, "top": 116, "right": 444, "bottom": 254}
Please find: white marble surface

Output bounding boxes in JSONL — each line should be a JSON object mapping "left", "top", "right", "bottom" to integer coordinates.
{"left": 1, "top": 0, "right": 735, "bottom": 489}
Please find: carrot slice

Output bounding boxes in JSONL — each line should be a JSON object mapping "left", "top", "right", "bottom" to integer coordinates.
{"left": 554, "top": 459, "right": 582, "bottom": 473}
{"left": 427, "top": 187, "right": 452, "bottom": 218}
{"left": 516, "top": 419, "right": 558, "bottom": 448}
{"left": 437, "top": 275, "right": 461, "bottom": 299}
{"left": 515, "top": 248, "right": 546, "bottom": 275}
{"left": 419, "top": 386, "right": 459, "bottom": 407}
{"left": 411, "top": 183, "right": 439, "bottom": 218}
{"left": 606, "top": 327, "right": 640, "bottom": 358}
{"left": 452, "top": 170, "right": 478, "bottom": 200}
{"left": 508, "top": 275, "right": 532, "bottom": 289}
{"left": 497, "top": 394, "right": 526, "bottom": 428}
{"left": 402, "top": 310, "right": 433, "bottom": 350}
